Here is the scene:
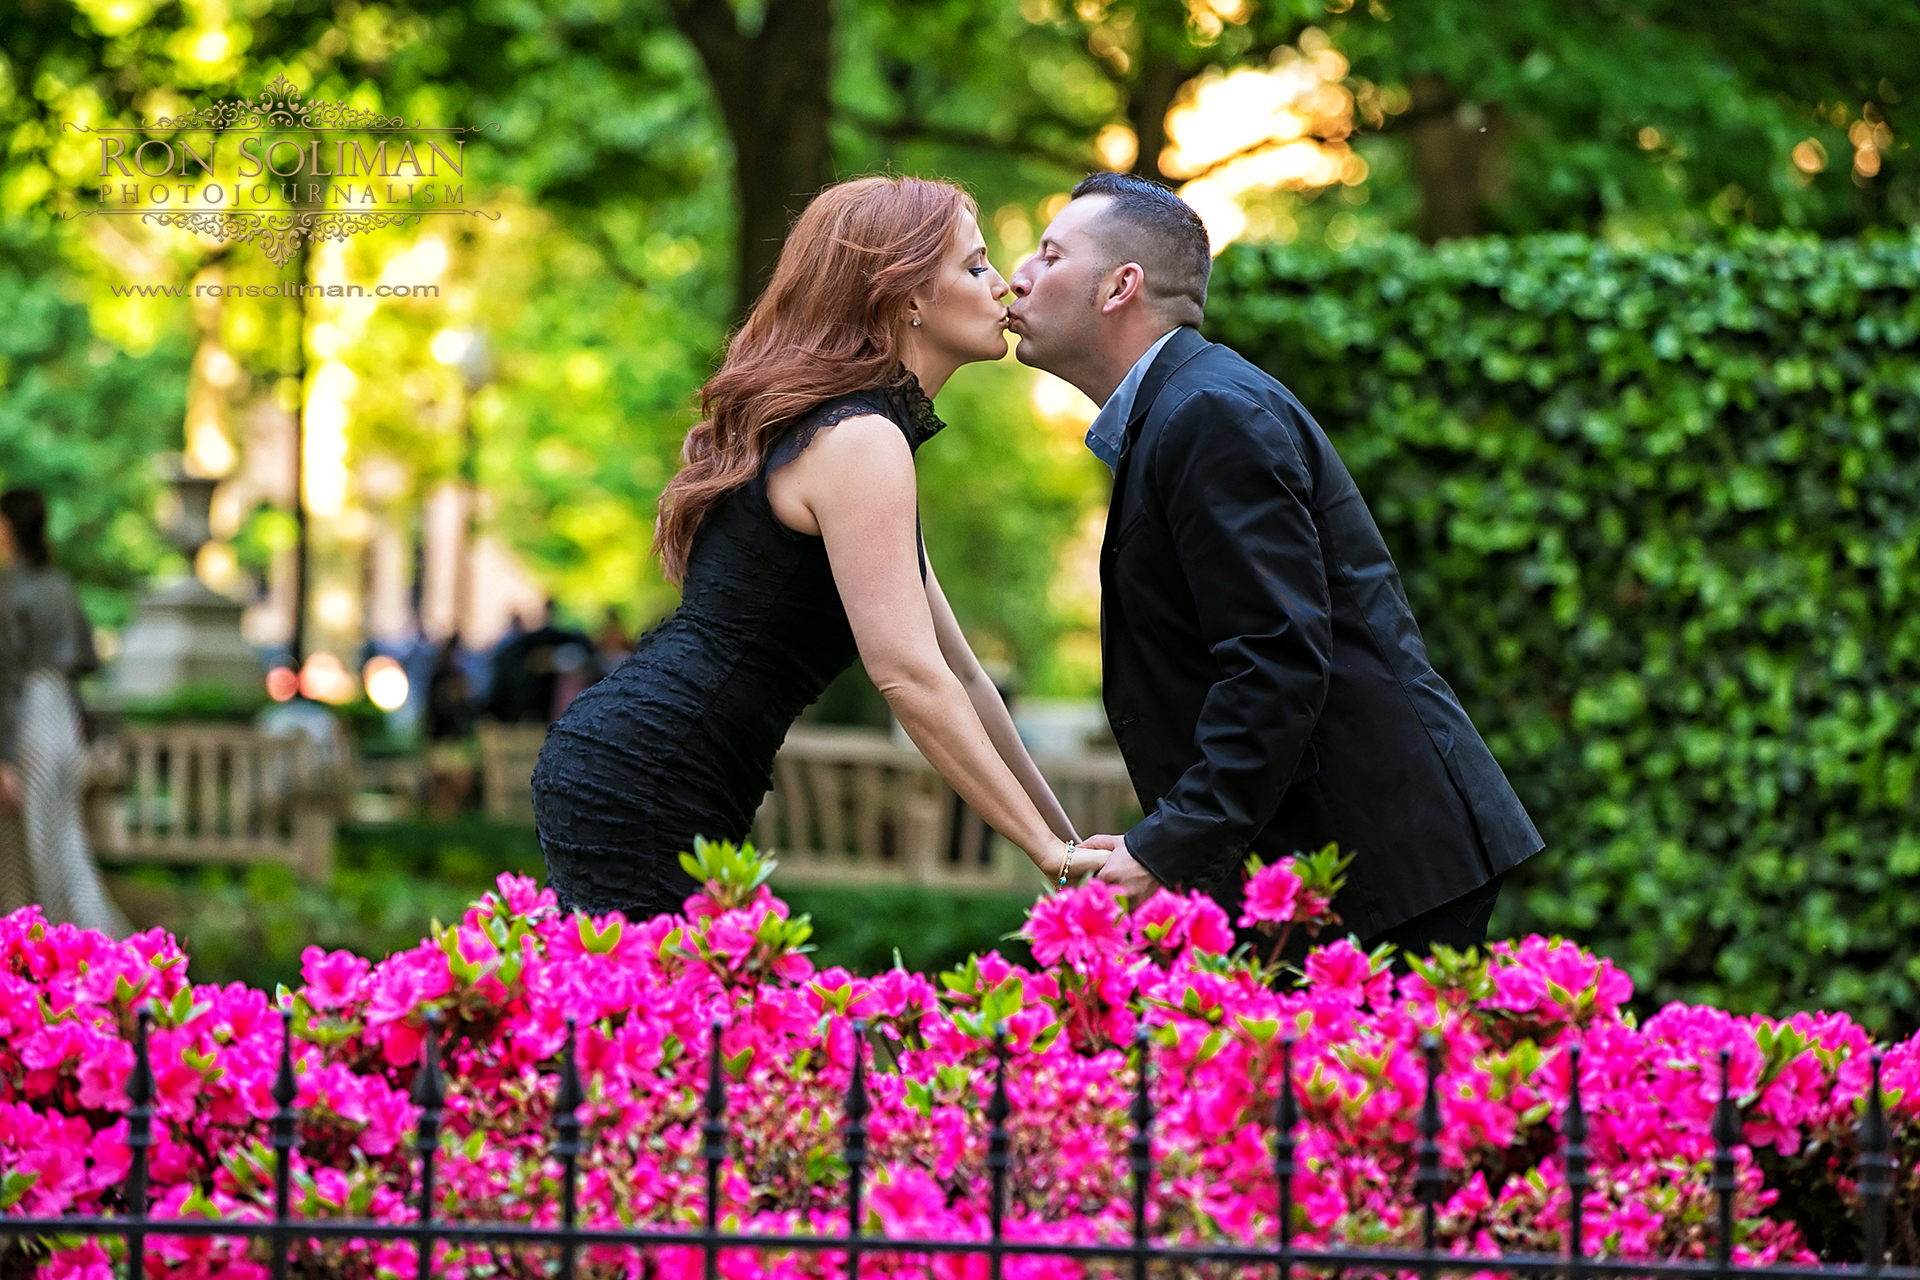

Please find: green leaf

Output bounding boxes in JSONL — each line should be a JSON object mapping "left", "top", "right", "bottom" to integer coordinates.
{"left": 0, "top": 1170, "right": 37, "bottom": 1211}
{"left": 1236, "top": 1016, "right": 1279, "bottom": 1046}
{"left": 578, "top": 916, "right": 624, "bottom": 956}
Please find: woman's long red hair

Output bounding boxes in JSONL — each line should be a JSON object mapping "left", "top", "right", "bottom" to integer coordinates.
{"left": 654, "top": 176, "right": 976, "bottom": 584}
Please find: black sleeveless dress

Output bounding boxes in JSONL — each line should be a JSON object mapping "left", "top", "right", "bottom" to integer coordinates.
{"left": 531, "top": 372, "right": 945, "bottom": 919}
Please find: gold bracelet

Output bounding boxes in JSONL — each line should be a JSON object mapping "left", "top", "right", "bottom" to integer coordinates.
{"left": 1056, "top": 840, "right": 1077, "bottom": 888}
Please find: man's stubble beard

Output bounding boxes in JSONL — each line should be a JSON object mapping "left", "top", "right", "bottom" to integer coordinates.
{"left": 1011, "top": 315, "right": 1097, "bottom": 381}
{"left": 1013, "top": 331, "right": 1045, "bottom": 371}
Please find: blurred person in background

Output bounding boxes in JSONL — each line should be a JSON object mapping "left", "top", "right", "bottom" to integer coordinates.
{"left": 0, "top": 564, "right": 26, "bottom": 914}
{"left": 423, "top": 632, "right": 479, "bottom": 818}
{"left": 427, "top": 633, "right": 476, "bottom": 741}
{"left": 594, "top": 606, "right": 633, "bottom": 670}
{"left": 0, "top": 487, "right": 127, "bottom": 934}
{"left": 484, "top": 599, "right": 596, "bottom": 724}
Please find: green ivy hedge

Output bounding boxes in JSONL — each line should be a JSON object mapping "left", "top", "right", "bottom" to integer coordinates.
{"left": 1205, "top": 230, "right": 1920, "bottom": 1034}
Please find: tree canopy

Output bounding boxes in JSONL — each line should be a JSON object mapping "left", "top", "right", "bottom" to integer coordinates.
{"left": 0, "top": 0, "right": 1913, "bottom": 680}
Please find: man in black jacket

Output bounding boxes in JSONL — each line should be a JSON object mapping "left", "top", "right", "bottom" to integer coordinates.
{"left": 1007, "top": 173, "right": 1543, "bottom": 952}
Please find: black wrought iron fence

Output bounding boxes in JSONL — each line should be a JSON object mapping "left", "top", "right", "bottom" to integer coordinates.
{"left": 0, "top": 1009, "right": 1911, "bottom": 1280}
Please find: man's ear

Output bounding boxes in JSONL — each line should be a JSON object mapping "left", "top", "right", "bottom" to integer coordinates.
{"left": 1100, "top": 263, "right": 1146, "bottom": 315}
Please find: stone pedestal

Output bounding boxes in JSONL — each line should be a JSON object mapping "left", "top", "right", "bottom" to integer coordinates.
{"left": 113, "top": 575, "right": 262, "bottom": 699}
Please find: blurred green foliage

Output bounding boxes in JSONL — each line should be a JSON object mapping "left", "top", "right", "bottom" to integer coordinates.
{"left": 115, "top": 680, "right": 267, "bottom": 724}
{"left": 4, "top": 0, "right": 1916, "bottom": 675}
{"left": 107, "top": 818, "right": 1032, "bottom": 988}
{"left": 0, "top": 226, "right": 187, "bottom": 626}
{"left": 1333, "top": 0, "right": 1920, "bottom": 237}
{"left": 1208, "top": 230, "right": 1920, "bottom": 1033}
{"left": 914, "top": 359, "right": 1109, "bottom": 688}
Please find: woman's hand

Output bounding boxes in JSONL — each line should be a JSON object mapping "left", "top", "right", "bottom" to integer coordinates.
{"left": 1041, "top": 839, "right": 1109, "bottom": 889}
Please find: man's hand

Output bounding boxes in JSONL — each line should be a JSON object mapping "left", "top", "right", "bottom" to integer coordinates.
{"left": 1081, "top": 834, "right": 1165, "bottom": 906}
{"left": 0, "top": 765, "right": 21, "bottom": 815}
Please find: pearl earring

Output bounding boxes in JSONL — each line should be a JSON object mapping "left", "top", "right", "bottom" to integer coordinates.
{"left": 911, "top": 316, "right": 921, "bottom": 327}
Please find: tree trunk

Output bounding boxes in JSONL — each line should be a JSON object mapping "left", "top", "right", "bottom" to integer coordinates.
{"left": 668, "top": 0, "right": 836, "bottom": 321}
{"left": 1128, "top": 51, "right": 1185, "bottom": 185}
{"left": 1404, "top": 73, "right": 1507, "bottom": 241}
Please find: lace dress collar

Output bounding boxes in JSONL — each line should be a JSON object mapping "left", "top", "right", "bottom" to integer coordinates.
{"left": 879, "top": 364, "right": 947, "bottom": 452}
{"left": 768, "top": 365, "right": 950, "bottom": 476}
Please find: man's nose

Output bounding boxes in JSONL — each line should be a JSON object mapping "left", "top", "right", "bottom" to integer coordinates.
{"left": 1008, "top": 268, "right": 1032, "bottom": 298}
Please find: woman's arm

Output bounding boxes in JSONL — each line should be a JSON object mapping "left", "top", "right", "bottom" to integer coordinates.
{"left": 768, "top": 413, "right": 1092, "bottom": 882}
{"left": 923, "top": 565, "right": 1078, "bottom": 844}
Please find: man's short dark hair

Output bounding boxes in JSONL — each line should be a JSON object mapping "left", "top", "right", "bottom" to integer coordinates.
{"left": 1069, "top": 172, "right": 1211, "bottom": 327}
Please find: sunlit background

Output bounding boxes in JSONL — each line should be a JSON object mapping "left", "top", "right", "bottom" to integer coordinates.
{"left": 4, "top": 0, "right": 1911, "bottom": 708}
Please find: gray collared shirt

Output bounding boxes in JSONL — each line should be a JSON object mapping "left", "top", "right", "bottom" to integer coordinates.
{"left": 1084, "top": 328, "right": 1180, "bottom": 471}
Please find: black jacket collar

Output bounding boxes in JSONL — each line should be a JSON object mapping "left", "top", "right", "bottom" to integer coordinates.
{"left": 1122, "top": 326, "right": 1211, "bottom": 449}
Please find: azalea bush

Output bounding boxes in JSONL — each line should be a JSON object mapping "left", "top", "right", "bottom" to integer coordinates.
{"left": 3, "top": 838, "right": 1918, "bottom": 1280}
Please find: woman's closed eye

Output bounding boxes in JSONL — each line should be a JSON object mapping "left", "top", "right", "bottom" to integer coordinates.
{"left": 969, "top": 265, "right": 991, "bottom": 277}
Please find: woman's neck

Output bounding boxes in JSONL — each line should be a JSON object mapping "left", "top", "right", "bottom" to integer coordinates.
{"left": 895, "top": 341, "right": 955, "bottom": 400}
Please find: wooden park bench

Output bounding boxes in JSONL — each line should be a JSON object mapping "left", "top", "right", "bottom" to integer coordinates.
{"left": 84, "top": 723, "right": 345, "bottom": 884}
{"left": 760, "top": 726, "right": 1139, "bottom": 893}
{"left": 474, "top": 721, "right": 1140, "bottom": 893}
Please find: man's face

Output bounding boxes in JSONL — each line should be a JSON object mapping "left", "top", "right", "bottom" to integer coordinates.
{"left": 1006, "top": 196, "right": 1113, "bottom": 374}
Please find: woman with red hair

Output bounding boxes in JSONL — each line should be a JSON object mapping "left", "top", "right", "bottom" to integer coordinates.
{"left": 532, "top": 176, "right": 1098, "bottom": 919}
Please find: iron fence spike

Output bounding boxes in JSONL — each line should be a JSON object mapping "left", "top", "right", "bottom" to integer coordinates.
{"left": 411, "top": 1011, "right": 447, "bottom": 1115}
{"left": 557, "top": 1018, "right": 583, "bottom": 1280}
{"left": 1275, "top": 1034, "right": 1297, "bottom": 1279}
{"left": 1131, "top": 1024, "right": 1154, "bottom": 1280}
{"left": 704, "top": 1018, "right": 726, "bottom": 1280}
{"left": 1564, "top": 1044, "right": 1588, "bottom": 1277}
{"left": 414, "top": 1011, "right": 444, "bottom": 1280}
{"left": 272, "top": 1006, "right": 298, "bottom": 1110}
{"left": 271, "top": 1007, "right": 299, "bottom": 1280}
{"left": 1712, "top": 1049, "right": 1737, "bottom": 1276}
{"left": 125, "top": 1009, "right": 153, "bottom": 1280}
{"left": 846, "top": 1019, "right": 871, "bottom": 1280}
{"left": 1859, "top": 1052, "right": 1890, "bottom": 1277}
{"left": 705, "top": 1017, "right": 727, "bottom": 1127}
{"left": 988, "top": 1028, "right": 1011, "bottom": 1280}
{"left": 1416, "top": 1032, "right": 1443, "bottom": 1260}
{"left": 127, "top": 1007, "right": 155, "bottom": 1109}
{"left": 556, "top": 1017, "right": 585, "bottom": 1125}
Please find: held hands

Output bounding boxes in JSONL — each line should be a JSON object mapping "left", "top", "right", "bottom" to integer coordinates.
{"left": 1079, "top": 833, "right": 1165, "bottom": 906}
{"left": 1045, "top": 838, "right": 1108, "bottom": 889}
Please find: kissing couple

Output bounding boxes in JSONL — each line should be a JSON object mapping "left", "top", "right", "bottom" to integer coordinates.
{"left": 532, "top": 172, "right": 1543, "bottom": 957}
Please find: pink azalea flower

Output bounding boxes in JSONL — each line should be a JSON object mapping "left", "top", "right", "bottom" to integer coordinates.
{"left": 300, "top": 946, "right": 372, "bottom": 1010}
{"left": 1238, "top": 859, "right": 1303, "bottom": 927}
{"left": 1303, "top": 938, "right": 1391, "bottom": 1008}
{"left": 1024, "top": 881, "right": 1127, "bottom": 966}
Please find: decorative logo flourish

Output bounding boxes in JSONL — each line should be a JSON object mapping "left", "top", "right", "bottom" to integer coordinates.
{"left": 62, "top": 74, "right": 501, "bottom": 267}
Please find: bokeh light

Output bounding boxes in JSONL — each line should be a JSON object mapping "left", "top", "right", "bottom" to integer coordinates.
{"left": 265, "top": 666, "right": 299, "bottom": 702}
{"left": 1030, "top": 373, "right": 1098, "bottom": 442}
{"left": 301, "top": 361, "right": 356, "bottom": 518}
{"left": 1158, "top": 32, "right": 1381, "bottom": 252}
{"left": 298, "top": 651, "right": 359, "bottom": 704}
{"left": 363, "top": 655, "right": 410, "bottom": 712}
